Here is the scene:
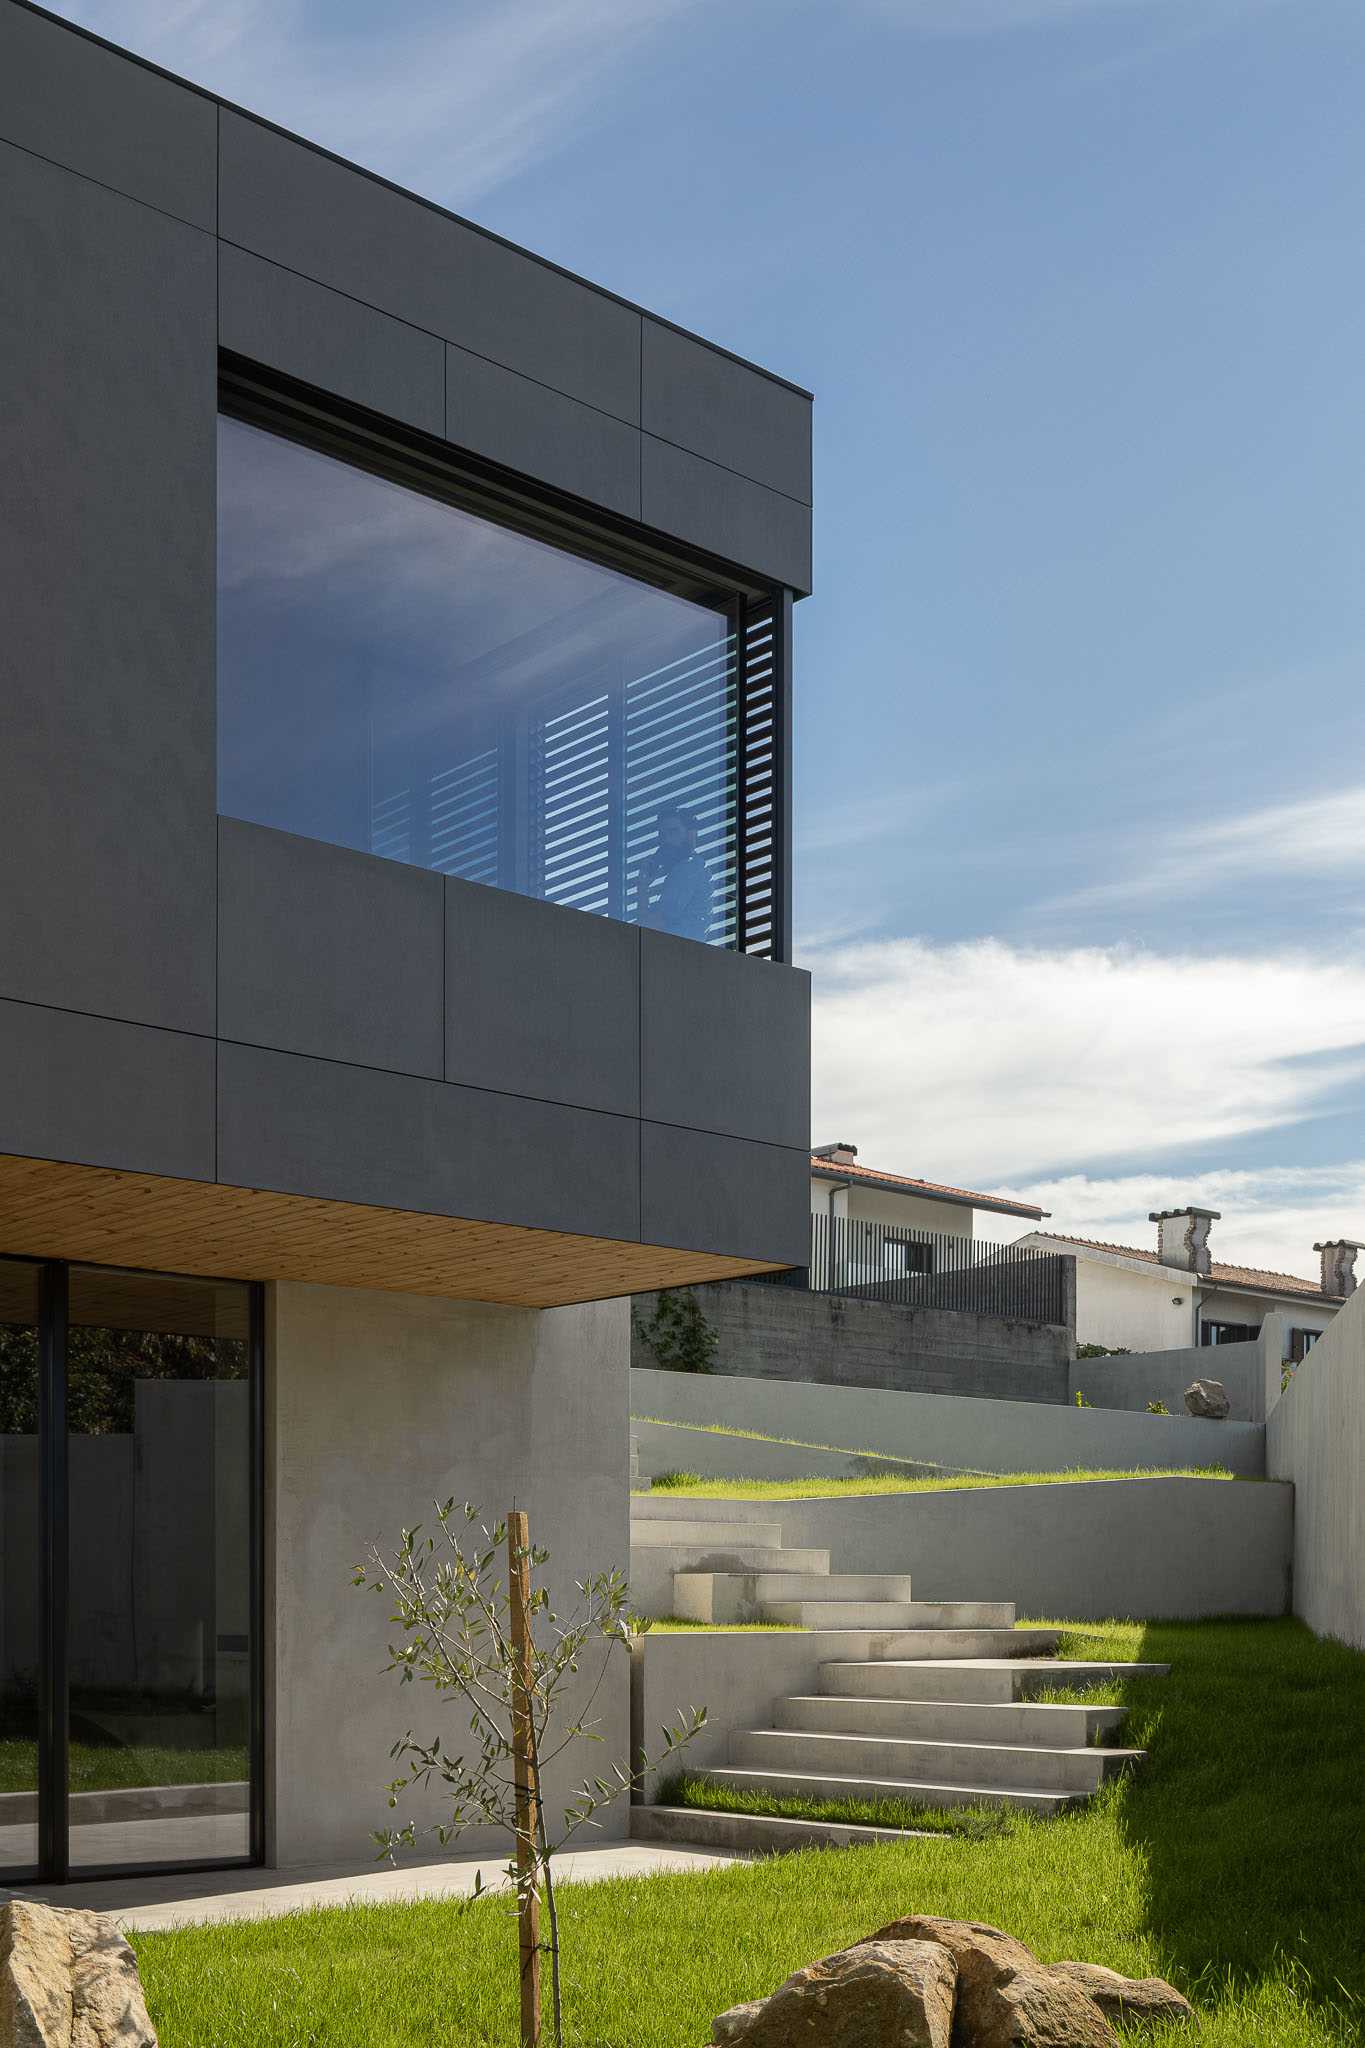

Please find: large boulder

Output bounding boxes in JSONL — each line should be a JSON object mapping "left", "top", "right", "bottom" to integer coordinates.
{"left": 712, "top": 1937, "right": 957, "bottom": 2048}
{"left": 1047, "top": 1962, "right": 1193, "bottom": 2025}
{"left": 1183, "top": 1379, "right": 1230, "bottom": 1420}
{"left": 857, "top": 1916, "right": 1114, "bottom": 2045}
{"left": 0, "top": 1898, "right": 158, "bottom": 2048}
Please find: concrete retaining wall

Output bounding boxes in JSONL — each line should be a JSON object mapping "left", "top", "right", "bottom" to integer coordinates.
{"left": 631, "top": 1278, "right": 1072, "bottom": 1404}
{"left": 1267, "top": 1288, "right": 1365, "bottom": 1651}
{"left": 1068, "top": 1321, "right": 1280, "bottom": 1425}
{"left": 633, "top": 1477, "right": 1291, "bottom": 1620}
{"left": 632, "top": 1418, "right": 977, "bottom": 1487}
{"left": 632, "top": 1365, "right": 1266, "bottom": 1477}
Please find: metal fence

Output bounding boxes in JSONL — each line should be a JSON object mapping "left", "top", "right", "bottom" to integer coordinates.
{"left": 756, "top": 1213, "right": 1068, "bottom": 1327}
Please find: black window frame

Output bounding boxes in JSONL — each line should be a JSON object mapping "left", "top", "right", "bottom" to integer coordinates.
{"left": 3, "top": 1251, "right": 265, "bottom": 1886}
{"left": 218, "top": 357, "right": 793, "bottom": 962}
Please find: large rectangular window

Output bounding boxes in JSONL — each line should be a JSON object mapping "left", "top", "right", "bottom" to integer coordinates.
{"left": 0, "top": 1255, "right": 261, "bottom": 1884}
{"left": 218, "top": 413, "right": 756, "bottom": 947}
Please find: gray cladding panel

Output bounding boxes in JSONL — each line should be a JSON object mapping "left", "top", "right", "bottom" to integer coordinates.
{"left": 0, "top": 144, "right": 217, "bottom": 1033}
{"left": 0, "top": 1, "right": 216, "bottom": 228}
{"left": 219, "top": 112, "right": 641, "bottom": 422}
{"left": 642, "top": 320, "right": 811, "bottom": 504}
{"left": 641, "top": 934, "right": 809, "bottom": 1150}
{"left": 219, "top": 245, "right": 444, "bottom": 434}
{"left": 0, "top": 999, "right": 214, "bottom": 1180}
{"left": 445, "top": 346, "right": 640, "bottom": 518}
{"left": 217, "top": 822, "right": 445, "bottom": 1078}
{"left": 445, "top": 882, "right": 640, "bottom": 1117}
{"left": 641, "top": 436, "right": 812, "bottom": 593}
{"left": 218, "top": 1043, "right": 641, "bottom": 1242}
{"left": 641, "top": 1124, "right": 810, "bottom": 1265}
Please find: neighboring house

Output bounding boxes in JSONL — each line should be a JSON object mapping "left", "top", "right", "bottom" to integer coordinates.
{"left": 810, "top": 1142, "right": 1047, "bottom": 1242}
{"left": 1015, "top": 1208, "right": 1358, "bottom": 1361}
{"left": 0, "top": 1, "right": 811, "bottom": 1884}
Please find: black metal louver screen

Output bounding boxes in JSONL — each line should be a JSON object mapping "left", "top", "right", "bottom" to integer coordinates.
{"left": 734, "top": 596, "right": 783, "bottom": 960}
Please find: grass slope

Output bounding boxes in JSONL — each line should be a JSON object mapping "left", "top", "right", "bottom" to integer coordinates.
{"left": 641, "top": 1465, "right": 1234, "bottom": 1500}
{"left": 135, "top": 1617, "right": 1364, "bottom": 2048}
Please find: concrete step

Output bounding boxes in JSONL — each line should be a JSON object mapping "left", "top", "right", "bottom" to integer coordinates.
{"left": 775, "top": 1695, "right": 1129, "bottom": 1748}
{"left": 731, "top": 1728, "right": 1140, "bottom": 1795}
{"left": 764, "top": 1599, "right": 1013, "bottom": 1630}
{"left": 699, "top": 1766, "right": 1078, "bottom": 1818}
{"left": 630, "top": 1518, "right": 785, "bottom": 1549}
{"left": 821, "top": 1656, "right": 1166, "bottom": 1701}
{"left": 654, "top": 1547, "right": 830, "bottom": 1574}
{"left": 630, "top": 1805, "right": 946, "bottom": 1853}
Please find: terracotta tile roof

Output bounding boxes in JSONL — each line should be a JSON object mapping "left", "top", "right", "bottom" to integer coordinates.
{"left": 1030, "top": 1232, "right": 1340, "bottom": 1305}
{"left": 809, "top": 1155, "right": 1046, "bottom": 1222}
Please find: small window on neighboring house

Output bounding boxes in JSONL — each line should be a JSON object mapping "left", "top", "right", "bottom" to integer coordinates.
{"left": 1201, "top": 1320, "right": 1259, "bottom": 1346}
{"left": 891, "top": 1237, "right": 934, "bottom": 1276}
{"left": 1289, "top": 1328, "right": 1320, "bottom": 1364}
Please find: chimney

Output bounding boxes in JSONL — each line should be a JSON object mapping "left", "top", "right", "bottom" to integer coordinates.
{"left": 813, "top": 1142, "right": 859, "bottom": 1166}
{"left": 1149, "top": 1207, "right": 1220, "bottom": 1276}
{"left": 1313, "top": 1240, "right": 1363, "bottom": 1299}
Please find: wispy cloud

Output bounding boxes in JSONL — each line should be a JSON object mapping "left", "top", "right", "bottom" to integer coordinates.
{"left": 808, "top": 931, "right": 1365, "bottom": 1185}
{"left": 52, "top": 0, "right": 695, "bottom": 203}
{"left": 859, "top": 0, "right": 1253, "bottom": 34}
{"left": 1000, "top": 1161, "right": 1365, "bottom": 1280}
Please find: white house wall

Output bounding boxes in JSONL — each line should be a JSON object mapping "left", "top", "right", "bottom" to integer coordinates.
{"left": 810, "top": 1181, "right": 979, "bottom": 1237}
{"left": 1074, "top": 1259, "right": 1192, "bottom": 1353}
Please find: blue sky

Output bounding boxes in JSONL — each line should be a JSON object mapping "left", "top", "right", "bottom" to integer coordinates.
{"left": 58, "top": 0, "right": 1365, "bottom": 1273}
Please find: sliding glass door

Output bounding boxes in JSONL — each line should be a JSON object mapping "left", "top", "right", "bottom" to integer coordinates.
{"left": 0, "top": 1254, "right": 262, "bottom": 1882}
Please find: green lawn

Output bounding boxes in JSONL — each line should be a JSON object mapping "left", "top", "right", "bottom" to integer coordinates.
{"left": 0, "top": 1741, "right": 247, "bottom": 1793}
{"left": 134, "top": 1616, "right": 1364, "bottom": 2047}
{"left": 640, "top": 1465, "right": 1235, "bottom": 1500}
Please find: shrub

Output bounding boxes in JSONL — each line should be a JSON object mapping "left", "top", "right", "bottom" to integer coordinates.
{"left": 632, "top": 1290, "right": 718, "bottom": 1373}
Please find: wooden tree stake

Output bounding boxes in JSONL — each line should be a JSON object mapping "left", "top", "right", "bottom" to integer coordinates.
{"left": 508, "top": 1509, "right": 541, "bottom": 2048}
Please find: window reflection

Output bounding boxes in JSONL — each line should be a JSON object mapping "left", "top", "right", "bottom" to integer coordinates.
{"left": 217, "top": 417, "right": 739, "bottom": 944}
{"left": 0, "top": 1260, "right": 40, "bottom": 1876}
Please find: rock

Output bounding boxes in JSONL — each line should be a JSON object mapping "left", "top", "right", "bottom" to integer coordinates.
{"left": 1047, "top": 1962, "right": 1193, "bottom": 2025}
{"left": 711, "top": 1937, "right": 957, "bottom": 2047}
{"left": 0, "top": 1897, "right": 158, "bottom": 2048}
{"left": 1183, "top": 1379, "right": 1230, "bottom": 1420}
{"left": 856, "top": 1917, "right": 1114, "bottom": 2046}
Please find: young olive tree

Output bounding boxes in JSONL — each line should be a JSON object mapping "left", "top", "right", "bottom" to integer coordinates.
{"left": 354, "top": 1502, "right": 704, "bottom": 2048}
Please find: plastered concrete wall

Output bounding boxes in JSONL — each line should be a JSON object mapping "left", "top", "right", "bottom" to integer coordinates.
{"left": 631, "top": 1282, "right": 1071, "bottom": 1404}
{"left": 1073, "top": 1259, "right": 1192, "bottom": 1353}
{"left": 1267, "top": 1286, "right": 1365, "bottom": 1651}
{"left": 631, "top": 1365, "right": 1266, "bottom": 1476}
{"left": 632, "top": 1418, "right": 975, "bottom": 1489}
{"left": 268, "top": 1282, "right": 630, "bottom": 1865}
{"left": 1068, "top": 1325, "right": 1278, "bottom": 1425}
{"left": 632, "top": 1476, "right": 1291, "bottom": 1623}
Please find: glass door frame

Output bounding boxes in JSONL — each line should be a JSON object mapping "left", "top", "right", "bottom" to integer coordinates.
{"left": 6, "top": 1252, "right": 265, "bottom": 1884}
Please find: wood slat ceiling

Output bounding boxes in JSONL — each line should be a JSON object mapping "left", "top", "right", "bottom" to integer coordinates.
{"left": 0, "top": 1154, "right": 783, "bottom": 1307}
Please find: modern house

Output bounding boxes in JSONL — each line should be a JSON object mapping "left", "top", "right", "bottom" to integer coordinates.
{"left": 0, "top": 0, "right": 811, "bottom": 1884}
{"left": 1015, "top": 1208, "right": 1355, "bottom": 1361}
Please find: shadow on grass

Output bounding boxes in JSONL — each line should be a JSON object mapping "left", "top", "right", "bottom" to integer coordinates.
{"left": 1074, "top": 1615, "right": 1365, "bottom": 2028}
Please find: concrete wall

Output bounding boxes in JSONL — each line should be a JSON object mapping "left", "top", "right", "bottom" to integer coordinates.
{"left": 268, "top": 1282, "right": 632, "bottom": 1865}
{"left": 1267, "top": 1285, "right": 1365, "bottom": 1651}
{"left": 632, "top": 1418, "right": 977, "bottom": 1487}
{"left": 1073, "top": 1258, "right": 1193, "bottom": 1354}
{"left": 633, "top": 1477, "right": 1292, "bottom": 1623}
{"left": 631, "top": 1281, "right": 1071, "bottom": 1403}
{"left": 0, "top": 0, "right": 811, "bottom": 1279}
{"left": 1068, "top": 1319, "right": 1281, "bottom": 1425}
{"left": 631, "top": 1364, "right": 1266, "bottom": 1476}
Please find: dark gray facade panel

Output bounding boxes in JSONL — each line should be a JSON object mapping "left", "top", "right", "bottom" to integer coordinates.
{"left": 641, "top": 320, "right": 812, "bottom": 505}
{"left": 219, "top": 112, "right": 641, "bottom": 423}
{"left": 445, "top": 881, "right": 641, "bottom": 1118}
{"left": 641, "top": 933, "right": 810, "bottom": 1151}
{"left": 218, "top": 1043, "right": 641, "bottom": 1242}
{"left": 0, "top": 999, "right": 215, "bottom": 1181}
{"left": 445, "top": 345, "right": 640, "bottom": 519}
{"left": 641, "top": 436, "right": 812, "bottom": 594}
{"left": 0, "top": 1, "right": 216, "bottom": 228}
{"left": 0, "top": 143, "right": 217, "bottom": 1033}
{"left": 640, "top": 1124, "right": 810, "bottom": 1265}
{"left": 218, "top": 821, "right": 445, "bottom": 1079}
{"left": 219, "top": 244, "right": 444, "bottom": 435}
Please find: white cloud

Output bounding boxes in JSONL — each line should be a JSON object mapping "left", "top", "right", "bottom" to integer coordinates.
{"left": 859, "top": 0, "right": 1248, "bottom": 32}
{"left": 52, "top": 0, "right": 693, "bottom": 203}
{"left": 807, "top": 932, "right": 1365, "bottom": 1187}
{"left": 999, "top": 1163, "right": 1365, "bottom": 1282}
{"left": 1048, "top": 778, "right": 1365, "bottom": 916}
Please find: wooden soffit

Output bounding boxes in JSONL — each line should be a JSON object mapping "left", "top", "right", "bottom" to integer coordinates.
{"left": 0, "top": 1153, "right": 783, "bottom": 1307}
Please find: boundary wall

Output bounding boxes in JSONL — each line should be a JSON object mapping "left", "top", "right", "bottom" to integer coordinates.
{"left": 1267, "top": 1289, "right": 1365, "bottom": 1650}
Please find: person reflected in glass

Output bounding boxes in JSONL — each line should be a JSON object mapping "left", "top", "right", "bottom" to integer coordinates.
{"left": 638, "top": 805, "right": 714, "bottom": 942}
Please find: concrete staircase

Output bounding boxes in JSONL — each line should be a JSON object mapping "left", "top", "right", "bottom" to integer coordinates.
{"left": 631, "top": 1499, "right": 1169, "bottom": 1833}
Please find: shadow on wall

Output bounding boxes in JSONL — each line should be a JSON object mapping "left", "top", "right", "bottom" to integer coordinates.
{"left": 1267, "top": 1287, "right": 1365, "bottom": 1651}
